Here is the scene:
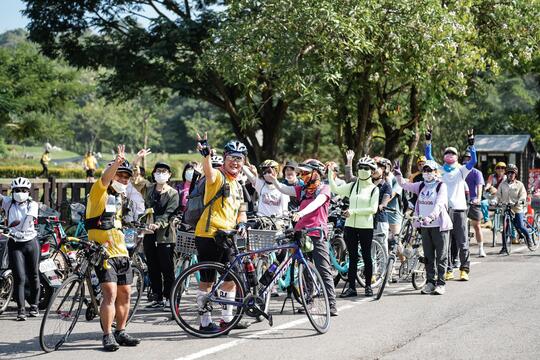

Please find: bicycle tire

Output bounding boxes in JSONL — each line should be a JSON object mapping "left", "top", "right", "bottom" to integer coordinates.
{"left": 127, "top": 264, "right": 144, "bottom": 324}
{"left": 357, "top": 240, "right": 386, "bottom": 288}
{"left": 330, "top": 237, "right": 347, "bottom": 287}
{"left": 526, "top": 218, "right": 539, "bottom": 252}
{"left": 411, "top": 262, "right": 426, "bottom": 290}
{"left": 502, "top": 215, "right": 512, "bottom": 255}
{"left": 170, "top": 261, "right": 246, "bottom": 338}
{"left": 39, "top": 275, "right": 84, "bottom": 352}
{"left": 375, "top": 257, "right": 395, "bottom": 301}
{"left": 298, "top": 261, "right": 330, "bottom": 334}
{"left": 0, "top": 272, "right": 14, "bottom": 314}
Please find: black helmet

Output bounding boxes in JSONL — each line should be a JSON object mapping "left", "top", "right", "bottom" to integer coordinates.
{"left": 107, "top": 159, "right": 133, "bottom": 177}
{"left": 506, "top": 164, "right": 518, "bottom": 174}
{"left": 224, "top": 140, "right": 248, "bottom": 157}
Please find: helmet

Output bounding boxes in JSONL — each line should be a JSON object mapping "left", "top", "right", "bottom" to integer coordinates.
{"left": 297, "top": 159, "right": 325, "bottom": 174}
{"left": 11, "top": 177, "right": 31, "bottom": 190}
{"left": 107, "top": 159, "right": 133, "bottom": 177}
{"left": 224, "top": 140, "right": 248, "bottom": 157}
{"left": 495, "top": 162, "right": 507, "bottom": 169}
{"left": 422, "top": 160, "right": 438, "bottom": 171}
{"left": 356, "top": 156, "right": 377, "bottom": 171}
{"left": 417, "top": 156, "right": 427, "bottom": 164}
{"left": 211, "top": 155, "right": 224, "bottom": 167}
{"left": 260, "top": 159, "right": 279, "bottom": 169}
{"left": 506, "top": 164, "right": 518, "bottom": 174}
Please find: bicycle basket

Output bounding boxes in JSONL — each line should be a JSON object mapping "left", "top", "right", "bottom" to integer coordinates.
{"left": 0, "top": 237, "right": 9, "bottom": 269}
{"left": 247, "top": 229, "right": 280, "bottom": 251}
{"left": 176, "top": 231, "right": 197, "bottom": 255}
{"left": 70, "top": 203, "right": 86, "bottom": 223}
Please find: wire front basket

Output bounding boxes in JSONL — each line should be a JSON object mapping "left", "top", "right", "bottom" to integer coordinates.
{"left": 247, "top": 229, "right": 281, "bottom": 251}
{"left": 176, "top": 231, "right": 197, "bottom": 256}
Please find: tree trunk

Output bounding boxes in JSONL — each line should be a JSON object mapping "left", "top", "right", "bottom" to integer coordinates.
{"left": 404, "top": 85, "right": 422, "bottom": 177}
{"left": 143, "top": 113, "right": 149, "bottom": 169}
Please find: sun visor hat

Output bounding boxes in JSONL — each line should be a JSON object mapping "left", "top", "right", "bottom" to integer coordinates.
{"left": 443, "top": 147, "right": 458, "bottom": 155}
{"left": 422, "top": 160, "right": 438, "bottom": 171}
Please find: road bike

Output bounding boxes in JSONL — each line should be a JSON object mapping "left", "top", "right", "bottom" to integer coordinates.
{"left": 170, "top": 227, "right": 330, "bottom": 338}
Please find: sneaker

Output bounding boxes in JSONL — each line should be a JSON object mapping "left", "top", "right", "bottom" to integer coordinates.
{"left": 478, "top": 247, "right": 487, "bottom": 258}
{"left": 220, "top": 319, "right": 251, "bottom": 333}
{"left": 444, "top": 271, "right": 454, "bottom": 281}
{"left": 114, "top": 330, "right": 140, "bottom": 346}
{"left": 163, "top": 299, "right": 171, "bottom": 310}
{"left": 145, "top": 300, "right": 164, "bottom": 309}
{"left": 511, "top": 237, "right": 520, "bottom": 245}
{"left": 199, "top": 322, "right": 221, "bottom": 333}
{"left": 339, "top": 288, "right": 358, "bottom": 298}
{"left": 102, "top": 333, "right": 120, "bottom": 352}
{"left": 330, "top": 305, "right": 338, "bottom": 317}
{"left": 16, "top": 309, "right": 27, "bottom": 321}
{"left": 421, "top": 283, "right": 436, "bottom": 294}
{"left": 29, "top": 305, "right": 39, "bottom": 317}
{"left": 499, "top": 247, "right": 509, "bottom": 255}
{"left": 460, "top": 270, "right": 469, "bottom": 281}
{"left": 433, "top": 285, "right": 446, "bottom": 295}
{"left": 364, "top": 286, "right": 373, "bottom": 297}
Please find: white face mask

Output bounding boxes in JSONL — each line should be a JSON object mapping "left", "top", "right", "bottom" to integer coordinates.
{"left": 13, "top": 192, "right": 29, "bottom": 203}
{"left": 185, "top": 169, "right": 194, "bottom": 182}
{"left": 423, "top": 173, "right": 435, "bottom": 183}
{"left": 357, "top": 169, "right": 371, "bottom": 181}
{"left": 111, "top": 180, "right": 128, "bottom": 194}
{"left": 154, "top": 173, "right": 170, "bottom": 184}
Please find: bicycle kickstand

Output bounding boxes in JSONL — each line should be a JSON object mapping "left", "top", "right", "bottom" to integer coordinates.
{"left": 280, "top": 285, "right": 296, "bottom": 314}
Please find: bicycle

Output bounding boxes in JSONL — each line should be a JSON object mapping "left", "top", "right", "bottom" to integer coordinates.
{"left": 496, "top": 202, "right": 539, "bottom": 255}
{"left": 170, "top": 227, "right": 330, "bottom": 338}
{"left": 39, "top": 237, "right": 143, "bottom": 352}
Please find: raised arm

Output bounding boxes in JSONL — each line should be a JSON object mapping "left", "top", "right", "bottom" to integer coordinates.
{"left": 242, "top": 164, "right": 258, "bottom": 185}
{"left": 267, "top": 168, "right": 296, "bottom": 197}
{"left": 197, "top": 132, "right": 219, "bottom": 184}
{"left": 101, "top": 145, "right": 126, "bottom": 187}
{"left": 328, "top": 168, "right": 354, "bottom": 197}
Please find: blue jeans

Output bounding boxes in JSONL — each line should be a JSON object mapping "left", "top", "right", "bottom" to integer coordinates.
{"left": 513, "top": 212, "right": 531, "bottom": 243}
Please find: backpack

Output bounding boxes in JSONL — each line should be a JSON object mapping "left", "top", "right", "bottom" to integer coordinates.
{"left": 183, "top": 171, "right": 228, "bottom": 231}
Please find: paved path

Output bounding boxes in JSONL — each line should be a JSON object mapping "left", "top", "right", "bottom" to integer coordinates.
{"left": 1, "top": 238, "right": 539, "bottom": 360}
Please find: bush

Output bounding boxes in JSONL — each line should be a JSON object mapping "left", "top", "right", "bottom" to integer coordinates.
{"left": 0, "top": 166, "right": 103, "bottom": 179}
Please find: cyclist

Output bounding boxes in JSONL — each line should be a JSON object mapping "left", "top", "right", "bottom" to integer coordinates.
{"left": 0, "top": 177, "right": 40, "bottom": 321}
{"left": 425, "top": 128, "right": 477, "bottom": 281}
{"left": 39, "top": 149, "right": 50, "bottom": 178}
{"left": 327, "top": 157, "right": 379, "bottom": 297}
{"left": 194, "top": 135, "right": 250, "bottom": 333}
{"left": 83, "top": 151, "right": 99, "bottom": 182}
{"left": 268, "top": 159, "right": 339, "bottom": 316}
{"left": 371, "top": 157, "right": 392, "bottom": 257}
{"left": 138, "top": 161, "right": 180, "bottom": 310}
{"left": 482, "top": 162, "right": 507, "bottom": 228}
{"left": 408, "top": 156, "right": 427, "bottom": 207}
{"left": 384, "top": 157, "right": 404, "bottom": 243}
{"left": 281, "top": 160, "right": 304, "bottom": 211}
{"left": 243, "top": 159, "right": 289, "bottom": 217}
{"left": 463, "top": 150, "right": 487, "bottom": 257}
{"left": 177, "top": 162, "right": 200, "bottom": 213}
{"left": 85, "top": 145, "right": 140, "bottom": 351}
{"left": 394, "top": 160, "right": 452, "bottom": 295}
{"left": 493, "top": 164, "right": 531, "bottom": 252}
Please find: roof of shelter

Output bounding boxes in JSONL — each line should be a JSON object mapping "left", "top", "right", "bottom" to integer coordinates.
{"left": 474, "top": 134, "right": 533, "bottom": 153}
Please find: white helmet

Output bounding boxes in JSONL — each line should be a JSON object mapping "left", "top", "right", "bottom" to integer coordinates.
{"left": 356, "top": 156, "right": 377, "bottom": 171}
{"left": 11, "top": 177, "right": 32, "bottom": 190}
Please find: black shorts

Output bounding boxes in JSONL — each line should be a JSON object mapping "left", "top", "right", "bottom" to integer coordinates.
{"left": 95, "top": 256, "right": 133, "bottom": 285}
{"left": 195, "top": 236, "right": 234, "bottom": 283}
{"left": 467, "top": 205, "right": 482, "bottom": 221}
{"left": 86, "top": 169, "right": 95, "bottom": 177}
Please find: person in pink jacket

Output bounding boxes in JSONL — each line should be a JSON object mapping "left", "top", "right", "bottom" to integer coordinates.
{"left": 393, "top": 160, "right": 453, "bottom": 295}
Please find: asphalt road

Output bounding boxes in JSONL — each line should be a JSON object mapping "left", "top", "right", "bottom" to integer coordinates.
{"left": 1, "top": 235, "right": 540, "bottom": 360}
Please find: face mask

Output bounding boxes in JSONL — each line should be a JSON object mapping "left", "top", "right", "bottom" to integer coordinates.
{"left": 185, "top": 169, "right": 194, "bottom": 182}
{"left": 154, "top": 173, "right": 170, "bottom": 184}
{"left": 443, "top": 154, "right": 457, "bottom": 165}
{"left": 111, "top": 180, "right": 128, "bottom": 194}
{"left": 423, "top": 173, "right": 435, "bottom": 183}
{"left": 13, "top": 192, "right": 29, "bottom": 203}
{"left": 357, "top": 169, "right": 372, "bottom": 181}
{"left": 263, "top": 174, "right": 273, "bottom": 183}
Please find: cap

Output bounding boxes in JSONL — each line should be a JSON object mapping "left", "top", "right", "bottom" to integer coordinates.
{"left": 444, "top": 147, "right": 458, "bottom": 155}
{"left": 153, "top": 162, "right": 171, "bottom": 172}
{"left": 423, "top": 160, "right": 438, "bottom": 171}
{"left": 417, "top": 156, "right": 427, "bottom": 164}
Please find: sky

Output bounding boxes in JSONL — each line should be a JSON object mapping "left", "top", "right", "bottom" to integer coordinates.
{"left": 0, "top": 0, "right": 28, "bottom": 33}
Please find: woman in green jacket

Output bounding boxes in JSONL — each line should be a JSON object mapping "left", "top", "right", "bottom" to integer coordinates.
{"left": 328, "top": 156, "right": 379, "bottom": 297}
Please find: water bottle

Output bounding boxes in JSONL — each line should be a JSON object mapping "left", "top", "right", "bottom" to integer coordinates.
{"left": 259, "top": 262, "right": 278, "bottom": 286}
{"left": 244, "top": 259, "right": 258, "bottom": 287}
{"left": 90, "top": 272, "right": 101, "bottom": 297}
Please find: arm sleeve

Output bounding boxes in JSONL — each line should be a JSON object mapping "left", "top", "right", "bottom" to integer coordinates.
{"left": 242, "top": 166, "right": 258, "bottom": 185}
{"left": 328, "top": 169, "right": 354, "bottom": 197}
{"left": 465, "top": 146, "right": 477, "bottom": 171}
{"left": 154, "top": 190, "right": 180, "bottom": 228}
{"left": 270, "top": 178, "right": 297, "bottom": 197}
{"left": 425, "top": 143, "right": 434, "bottom": 161}
{"left": 344, "top": 165, "right": 357, "bottom": 183}
{"left": 396, "top": 175, "right": 421, "bottom": 194}
{"left": 297, "top": 193, "right": 328, "bottom": 217}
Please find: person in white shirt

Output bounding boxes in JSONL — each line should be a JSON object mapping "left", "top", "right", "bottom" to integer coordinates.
{"left": 0, "top": 177, "right": 40, "bottom": 321}
{"left": 243, "top": 160, "right": 289, "bottom": 218}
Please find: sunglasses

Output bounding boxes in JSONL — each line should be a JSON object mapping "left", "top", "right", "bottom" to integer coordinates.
{"left": 422, "top": 169, "right": 434, "bottom": 173}
{"left": 226, "top": 155, "right": 244, "bottom": 163}
{"left": 13, "top": 188, "right": 30, "bottom": 193}
{"left": 358, "top": 165, "right": 373, "bottom": 171}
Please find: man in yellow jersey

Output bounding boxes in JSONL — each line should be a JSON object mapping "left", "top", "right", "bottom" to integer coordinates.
{"left": 85, "top": 144, "right": 140, "bottom": 351}
{"left": 194, "top": 133, "right": 248, "bottom": 333}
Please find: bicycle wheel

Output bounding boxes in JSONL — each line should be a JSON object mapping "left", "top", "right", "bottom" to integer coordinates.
{"left": 298, "top": 261, "right": 330, "bottom": 334}
{"left": 127, "top": 264, "right": 143, "bottom": 324}
{"left": 357, "top": 240, "right": 386, "bottom": 288}
{"left": 39, "top": 275, "right": 84, "bottom": 352}
{"left": 170, "top": 261, "right": 246, "bottom": 338}
{"left": 502, "top": 216, "right": 512, "bottom": 255}
{"left": 0, "top": 272, "right": 14, "bottom": 314}
{"left": 526, "top": 219, "right": 539, "bottom": 252}
{"left": 411, "top": 261, "right": 427, "bottom": 290}
{"left": 492, "top": 211, "right": 499, "bottom": 247}
{"left": 375, "top": 256, "right": 395, "bottom": 301}
{"left": 329, "top": 237, "right": 347, "bottom": 286}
